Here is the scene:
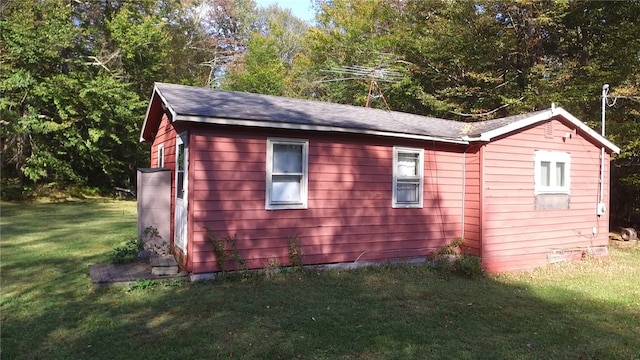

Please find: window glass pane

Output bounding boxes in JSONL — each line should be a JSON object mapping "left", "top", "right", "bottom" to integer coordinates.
{"left": 397, "top": 181, "right": 420, "bottom": 203}
{"left": 540, "top": 161, "right": 551, "bottom": 186}
{"left": 397, "top": 153, "right": 419, "bottom": 177}
{"left": 272, "top": 175, "right": 301, "bottom": 202}
{"left": 273, "top": 144, "right": 302, "bottom": 173}
{"left": 176, "top": 143, "right": 185, "bottom": 198}
{"left": 556, "top": 162, "right": 565, "bottom": 187}
{"left": 176, "top": 173, "right": 184, "bottom": 199}
{"left": 177, "top": 144, "right": 185, "bottom": 171}
{"left": 158, "top": 146, "right": 164, "bottom": 168}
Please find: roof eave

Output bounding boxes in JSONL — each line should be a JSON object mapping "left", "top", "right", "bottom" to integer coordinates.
{"left": 461, "top": 135, "right": 490, "bottom": 143}
{"left": 139, "top": 85, "right": 159, "bottom": 142}
{"left": 552, "top": 107, "right": 620, "bottom": 154}
{"left": 464, "top": 107, "right": 620, "bottom": 154}
{"left": 175, "top": 114, "right": 469, "bottom": 145}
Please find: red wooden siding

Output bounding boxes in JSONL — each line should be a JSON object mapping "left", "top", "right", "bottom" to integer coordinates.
{"left": 150, "top": 114, "right": 181, "bottom": 259}
{"left": 462, "top": 146, "right": 482, "bottom": 255}
{"left": 151, "top": 114, "right": 177, "bottom": 169}
{"left": 186, "top": 125, "right": 466, "bottom": 273}
{"left": 481, "top": 118, "right": 611, "bottom": 272}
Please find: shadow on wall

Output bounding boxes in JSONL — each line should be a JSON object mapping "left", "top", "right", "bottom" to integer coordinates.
{"left": 190, "top": 122, "right": 461, "bottom": 272}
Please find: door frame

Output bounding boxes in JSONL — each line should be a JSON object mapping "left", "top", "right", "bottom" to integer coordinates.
{"left": 174, "top": 132, "right": 188, "bottom": 254}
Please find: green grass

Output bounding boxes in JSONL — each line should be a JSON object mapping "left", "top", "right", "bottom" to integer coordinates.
{"left": 2, "top": 199, "right": 639, "bottom": 359}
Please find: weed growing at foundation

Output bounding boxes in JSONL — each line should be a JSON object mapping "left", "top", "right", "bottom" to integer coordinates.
{"left": 287, "top": 234, "right": 304, "bottom": 268}
{"left": 205, "top": 229, "right": 247, "bottom": 275}
{"left": 431, "top": 238, "right": 484, "bottom": 277}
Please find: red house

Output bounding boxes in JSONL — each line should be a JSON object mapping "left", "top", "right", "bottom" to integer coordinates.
{"left": 140, "top": 83, "right": 619, "bottom": 275}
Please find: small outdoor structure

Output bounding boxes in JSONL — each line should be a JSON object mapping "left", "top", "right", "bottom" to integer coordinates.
{"left": 137, "top": 168, "right": 171, "bottom": 244}
{"left": 139, "top": 82, "right": 619, "bottom": 274}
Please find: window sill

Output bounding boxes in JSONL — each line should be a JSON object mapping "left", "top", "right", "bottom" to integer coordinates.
{"left": 266, "top": 204, "right": 308, "bottom": 210}
{"left": 392, "top": 204, "right": 423, "bottom": 209}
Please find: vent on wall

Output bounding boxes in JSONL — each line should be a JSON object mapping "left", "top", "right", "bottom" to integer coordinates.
{"left": 545, "top": 121, "right": 553, "bottom": 138}
{"left": 535, "top": 193, "right": 569, "bottom": 210}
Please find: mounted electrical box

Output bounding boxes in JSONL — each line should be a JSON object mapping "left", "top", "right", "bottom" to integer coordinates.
{"left": 596, "top": 202, "right": 606, "bottom": 216}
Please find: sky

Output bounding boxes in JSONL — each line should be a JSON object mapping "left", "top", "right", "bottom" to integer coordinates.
{"left": 254, "top": 0, "right": 316, "bottom": 23}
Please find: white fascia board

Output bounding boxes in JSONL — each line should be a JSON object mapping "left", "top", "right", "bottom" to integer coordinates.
{"left": 463, "top": 107, "right": 620, "bottom": 154}
{"left": 463, "top": 109, "right": 556, "bottom": 143}
{"left": 155, "top": 86, "right": 178, "bottom": 121}
{"left": 552, "top": 108, "right": 620, "bottom": 154}
{"left": 175, "top": 114, "right": 470, "bottom": 145}
{"left": 139, "top": 84, "right": 178, "bottom": 142}
{"left": 140, "top": 86, "right": 158, "bottom": 142}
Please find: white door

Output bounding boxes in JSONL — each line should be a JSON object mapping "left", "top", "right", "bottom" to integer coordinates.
{"left": 174, "top": 132, "right": 188, "bottom": 254}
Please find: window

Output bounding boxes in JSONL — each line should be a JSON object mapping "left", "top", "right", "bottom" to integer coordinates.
{"left": 176, "top": 137, "right": 185, "bottom": 199}
{"left": 393, "top": 147, "right": 424, "bottom": 208}
{"left": 157, "top": 144, "right": 165, "bottom": 168}
{"left": 534, "top": 151, "right": 570, "bottom": 195}
{"left": 176, "top": 133, "right": 188, "bottom": 199}
{"left": 266, "top": 138, "right": 308, "bottom": 210}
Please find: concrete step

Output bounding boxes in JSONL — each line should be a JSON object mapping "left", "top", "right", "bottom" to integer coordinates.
{"left": 150, "top": 255, "right": 180, "bottom": 276}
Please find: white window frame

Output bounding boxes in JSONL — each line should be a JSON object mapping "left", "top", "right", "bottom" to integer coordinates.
{"left": 157, "top": 143, "right": 165, "bottom": 168}
{"left": 266, "top": 138, "right": 309, "bottom": 210}
{"left": 392, "top": 147, "right": 424, "bottom": 208}
{"left": 534, "top": 150, "right": 571, "bottom": 195}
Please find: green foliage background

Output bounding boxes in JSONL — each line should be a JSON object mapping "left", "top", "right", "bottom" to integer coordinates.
{"left": 1, "top": 0, "right": 639, "bottom": 225}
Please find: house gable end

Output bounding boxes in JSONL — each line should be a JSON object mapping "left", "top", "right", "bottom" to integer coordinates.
{"left": 464, "top": 107, "right": 620, "bottom": 154}
{"left": 140, "top": 86, "right": 178, "bottom": 142}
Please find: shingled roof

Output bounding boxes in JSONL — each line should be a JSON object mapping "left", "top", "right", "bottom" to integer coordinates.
{"left": 143, "top": 82, "right": 465, "bottom": 143}
{"left": 141, "top": 83, "right": 619, "bottom": 153}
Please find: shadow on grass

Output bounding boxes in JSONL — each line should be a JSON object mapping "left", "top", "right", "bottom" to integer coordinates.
{"left": 2, "top": 201, "right": 136, "bottom": 299}
{"left": 2, "top": 200, "right": 639, "bottom": 359}
{"left": 3, "top": 265, "right": 640, "bottom": 359}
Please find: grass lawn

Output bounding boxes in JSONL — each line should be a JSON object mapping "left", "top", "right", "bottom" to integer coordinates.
{"left": 1, "top": 199, "right": 639, "bottom": 359}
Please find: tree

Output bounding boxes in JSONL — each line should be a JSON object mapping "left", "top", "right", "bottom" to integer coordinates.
{"left": 189, "top": 0, "right": 258, "bottom": 87}
{"left": 1, "top": 0, "right": 167, "bottom": 190}
{"left": 222, "top": 32, "right": 287, "bottom": 94}
{"left": 303, "top": 0, "right": 403, "bottom": 108}
{"left": 1, "top": 0, "right": 271, "bottom": 194}
{"left": 254, "top": 5, "right": 309, "bottom": 64}
{"left": 221, "top": 4, "right": 309, "bottom": 96}
{"left": 1, "top": 0, "right": 86, "bottom": 186}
